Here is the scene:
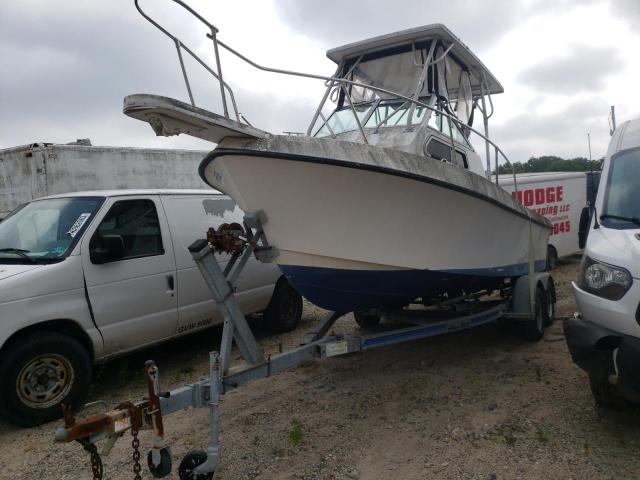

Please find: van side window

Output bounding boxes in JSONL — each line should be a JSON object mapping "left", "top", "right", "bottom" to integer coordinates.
{"left": 91, "top": 199, "right": 164, "bottom": 262}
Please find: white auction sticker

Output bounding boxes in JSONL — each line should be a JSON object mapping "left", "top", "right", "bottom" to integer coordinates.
{"left": 67, "top": 213, "right": 92, "bottom": 238}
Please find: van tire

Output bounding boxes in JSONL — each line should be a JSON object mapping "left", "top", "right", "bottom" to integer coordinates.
{"left": 0, "top": 332, "right": 91, "bottom": 427}
{"left": 588, "top": 375, "right": 628, "bottom": 409}
{"left": 264, "top": 279, "right": 303, "bottom": 333}
{"left": 518, "top": 286, "right": 547, "bottom": 342}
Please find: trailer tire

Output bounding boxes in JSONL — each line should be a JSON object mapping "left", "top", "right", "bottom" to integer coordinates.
{"left": 354, "top": 311, "right": 381, "bottom": 328}
{"left": 588, "top": 375, "right": 628, "bottom": 409}
{"left": 264, "top": 278, "right": 303, "bottom": 333}
{"left": 518, "top": 286, "right": 547, "bottom": 342}
{"left": 544, "top": 279, "right": 556, "bottom": 326}
{"left": 0, "top": 332, "right": 91, "bottom": 427}
{"left": 179, "top": 450, "right": 214, "bottom": 480}
{"left": 546, "top": 245, "right": 558, "bottom": 271}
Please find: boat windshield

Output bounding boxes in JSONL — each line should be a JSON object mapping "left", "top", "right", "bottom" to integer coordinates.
{"left": 315, "top": 98, "right": 471, "bottom": 148}
{"left": 0, "top": 196, "right": 104, "bottom": 263}
{"left": 601, "top": 149, "right": 640, "bottom": 229}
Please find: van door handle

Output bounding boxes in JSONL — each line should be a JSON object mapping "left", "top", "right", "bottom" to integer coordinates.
{"left": 166, "top": 275, "right": 175, "bottom": 296}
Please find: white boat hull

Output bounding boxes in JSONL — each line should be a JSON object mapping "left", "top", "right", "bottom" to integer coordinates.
{"left": 200, "top": 137, "right": 550, "bottom": 312}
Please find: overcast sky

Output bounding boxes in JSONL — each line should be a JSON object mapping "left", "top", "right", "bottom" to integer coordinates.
{"left": 1, "top": 0, "right": 639, "bottom": 163}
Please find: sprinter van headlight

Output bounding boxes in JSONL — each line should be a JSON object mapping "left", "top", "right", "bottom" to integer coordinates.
{"left": 580, "top": 256, "right": 632, "bottom": 300}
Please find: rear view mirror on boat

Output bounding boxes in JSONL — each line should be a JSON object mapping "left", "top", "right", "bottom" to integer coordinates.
{"left": 578, "top": 206, "right": 590, "bottom": 249}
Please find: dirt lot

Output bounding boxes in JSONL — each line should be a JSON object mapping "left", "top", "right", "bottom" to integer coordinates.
{"left": 0, "top": 255, "right": 639, "bottom": 480}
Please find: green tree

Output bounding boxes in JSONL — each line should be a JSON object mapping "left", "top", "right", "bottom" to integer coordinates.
{"left": 496, "top": 155, "right": 602, "bottom": 175}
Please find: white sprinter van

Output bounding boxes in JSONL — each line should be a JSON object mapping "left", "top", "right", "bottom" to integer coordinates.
{"left": 565, "top": 118, "right": 640, "bottom": 407}
{"left": 0, "top": 190, "right": 302, "bottom": 426}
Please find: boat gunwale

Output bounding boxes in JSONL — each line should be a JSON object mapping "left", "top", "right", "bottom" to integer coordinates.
{"left": 199, "top": 147, "right": 550, "bottom": 230}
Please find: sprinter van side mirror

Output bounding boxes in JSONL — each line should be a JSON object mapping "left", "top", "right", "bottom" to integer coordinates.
{"left": 90, "top": 234, "right": 125, "bottom": 264}
{"left": 578, "top": 206, "right": 590, "bottom": 249}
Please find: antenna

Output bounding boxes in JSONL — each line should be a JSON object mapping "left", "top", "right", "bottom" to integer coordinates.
{"left": 587, "top": 133, "right": 592, "bottom": 162}
{"left": 609, "top": 105, "right": 616, "bottom": 136}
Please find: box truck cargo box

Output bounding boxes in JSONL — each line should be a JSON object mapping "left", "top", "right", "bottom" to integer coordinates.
{"left": 499, "top": 171, "right": 600, "bottom": 268}
{"left": 0, "top": 141, "right": 209, "bottom": 218}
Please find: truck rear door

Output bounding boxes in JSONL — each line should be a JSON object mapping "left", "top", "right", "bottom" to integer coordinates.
{"left": 80, "top": 195, "right": 178, "bottom": 355}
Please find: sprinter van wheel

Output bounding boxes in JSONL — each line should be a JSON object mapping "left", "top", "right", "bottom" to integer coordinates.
{"left": 0, "top": 332, "right": 91, "bottom": 427}
{"left": 354, "top": 311, "right": 381, "bottom": 328}
{"left": 264, "top": 278, "right": 303, "bottom": 333}
{"left": 518, "top": 286, "right": 547, "bottom": 342}
{"left": 588, "top": 375, "right": 628, "bottom": 409}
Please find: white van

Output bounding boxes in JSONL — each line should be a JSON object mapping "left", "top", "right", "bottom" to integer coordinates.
{"left": 0, "top": 190, "right": 302, "bottom": 426}
{"left": 564, "top": 118, "right": 640, "bottom": 407}
{"left": 499, "top": 171, "right": 600, "bottom": 268}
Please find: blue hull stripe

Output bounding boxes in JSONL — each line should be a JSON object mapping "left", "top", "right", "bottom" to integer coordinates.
{"left": 279, "top": 261, "right": 546, "bottom": 313}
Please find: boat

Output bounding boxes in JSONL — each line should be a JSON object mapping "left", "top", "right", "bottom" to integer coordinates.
{"left": 124, "top": 3, "right": 550, "bottom": 314}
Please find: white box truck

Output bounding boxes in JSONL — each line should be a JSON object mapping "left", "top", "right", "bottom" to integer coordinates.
{"left": 499, "top": 171, "right": 600, "bottom": 268}
{"left": 0, "top": 140, "right": 209, "bottom": 218}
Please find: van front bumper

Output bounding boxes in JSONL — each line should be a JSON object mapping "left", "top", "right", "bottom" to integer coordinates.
{"left": 564, "top": 315, "right": 640, "bottom": 403}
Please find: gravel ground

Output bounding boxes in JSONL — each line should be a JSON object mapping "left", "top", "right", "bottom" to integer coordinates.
{"left": 1, "top": 255, "right": 639, "bottom": 480}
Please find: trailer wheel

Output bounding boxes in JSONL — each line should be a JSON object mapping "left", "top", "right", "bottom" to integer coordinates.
{"left": 588, "top": 375, "right": 628, "bottom": 409}
{"left": 546, "top": 245, "right": 558, "bottom": 271}
{"left": 544, "top": 279, "right": 556, "bottom": 326}
{"left": 518, "top": 286, "right": 547, "bottom": 342}
{"left": 0, "top": 332, "right": 91, "bottom": 427}
{"left": 354, "top": 311, "right": 381, "bottom": 328}
{"left": 178, "top": 450, "right": 214, "bottom": 480}
{"left": 148, "top": 447, "right": 172, "bottom": 478}
{"left": 264, "top": 278, "right": 303, "bottom": 333}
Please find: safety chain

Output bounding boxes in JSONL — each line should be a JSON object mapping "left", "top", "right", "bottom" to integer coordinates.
{"left": 131, "top": 426, "right": 142, "bottom": 480}
{"left": 116, "top": 400, "right": 144, "bottom": 480}
{"left": 80, "top": 440, "right": 104, "bottom": 480}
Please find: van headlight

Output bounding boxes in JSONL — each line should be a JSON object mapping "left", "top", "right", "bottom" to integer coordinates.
{"left": 579, "top": 256, "right": 632, "bottom": 300}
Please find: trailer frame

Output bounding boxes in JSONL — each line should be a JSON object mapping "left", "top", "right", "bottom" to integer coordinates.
{"left": 54, "top": 211, "right": 554, "bottom": 480}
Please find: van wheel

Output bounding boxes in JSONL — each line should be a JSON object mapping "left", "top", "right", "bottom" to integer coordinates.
{"left": 518, "top": 286, "right": 547, "bottom": 342}
{"left": 546, "top": 246, "right": 558, "bottom": 271}
{"left": 0, "top": 332, "right": 91, "bottom": 427}
{"left": 264, "top": 279, "right": 303, "bottom": 333}
{"left": 589, "top": 375, "right": 628, "bottom": 409}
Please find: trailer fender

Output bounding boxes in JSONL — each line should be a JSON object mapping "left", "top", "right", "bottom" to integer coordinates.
{"left": 511, "top": 273, "right": 554, "bottom": 317}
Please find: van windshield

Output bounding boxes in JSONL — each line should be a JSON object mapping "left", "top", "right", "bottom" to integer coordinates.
{"left": 601, "top": 150, "right": 640, "bottom": 229}
{"left": 0, "top": 197, "right": 104, "bottom": 263}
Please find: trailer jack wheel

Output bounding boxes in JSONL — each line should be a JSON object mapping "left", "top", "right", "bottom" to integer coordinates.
{"left": 179, "top": 451, "right": 214, "bottom": 480}
{"left": 147, "top": 447, "right": 172, "bottom": 478}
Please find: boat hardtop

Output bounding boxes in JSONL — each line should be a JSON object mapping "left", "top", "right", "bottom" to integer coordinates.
{"left": 326, "top": 23, "right": 503, "bottom": 96}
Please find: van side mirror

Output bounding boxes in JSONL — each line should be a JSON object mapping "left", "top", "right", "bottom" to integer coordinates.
{"left": 578, "top": 206, "right": 590, "bottom": 249}
{"left": 91, "top": 234, "right": 125, "bottom": 264}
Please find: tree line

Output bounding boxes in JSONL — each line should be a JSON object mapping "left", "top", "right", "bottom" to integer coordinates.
{"left": 496, "top": 155, "right": 603, "bottom": 174}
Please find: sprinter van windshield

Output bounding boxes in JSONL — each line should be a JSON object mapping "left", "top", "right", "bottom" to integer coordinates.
{"left": 0, "top": 196, "right": 104, "bottom": 263}
{"left": 601, "top": 150, "right": 640, "bottom": 228}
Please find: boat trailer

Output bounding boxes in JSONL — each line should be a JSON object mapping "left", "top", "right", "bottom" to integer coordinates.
{"left": 53, "top": 211, "right": 554, "bottom": 480}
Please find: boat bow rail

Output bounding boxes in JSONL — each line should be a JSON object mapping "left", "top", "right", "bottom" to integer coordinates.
{"left": 130, "top": 0, "right": 519, "bottom": 191}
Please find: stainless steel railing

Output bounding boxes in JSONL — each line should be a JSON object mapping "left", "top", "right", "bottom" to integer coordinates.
{"left": 134, "top": 0, "right": 518, "bottom": 192}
